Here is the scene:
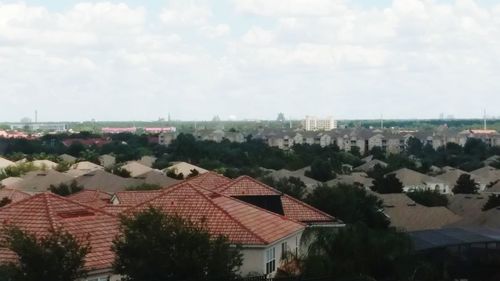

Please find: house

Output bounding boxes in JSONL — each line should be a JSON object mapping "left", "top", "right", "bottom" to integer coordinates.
{"left": 376, "top": 193, "right": 462, "bottom": 231}
{"left": 137, "top": 156, "right": 157, "bottom": 168}
{"left": 447, "top": 194, "right": 488, "bottom": 218}
{"left": 128, "top": 182, "right": 306, "bottom": 276}
{"left": 59, "top": 154, "right": 77, "bottom": 164}
{"left": 31, "top": 159, "right": 58, "bottom": 170}
{"left": 435, "top": 167, "right": 488, "bottom": 191}
{"left": 387, "top": 168, "right": 449, "bottom": 193}
{"left": 158, "top": 132, "right": 178, "bottom": 146}
{"left": 0, "top": 157, "right": 14, "bottom": 171}
{"left": 99, "top": 154, "right": 116, "bottom": 169}
{"left": 67, "top": 189, "right": 113, "bottom": 208}
{"left": 470, "top": 166, "right": 500, "bottom": 186}
{"left": 68, "top": 170, "right": 142, "bottom": 193}
{"left": 185, "top": 171, "right": 232, "bottom": 190}
{"left": 354, "top": 159, "right": 388, "bottom": 172}
{"left": 0, "top": 189, "right": 31, "bottom": 205}
{"left": 67, "top": 161, "right": 105, "bottom": 177}
{"left": 163, "top": 162, "right": 208, "bottom": 178}
{"left": 267, "top": 169, "right": 320, "bottom": 193}
{"left": 0, "top": 193, "right": 120, "bottom": 281}
{"left": 209, "top": 176, "right": 342, "bottom": 226}
{"left": 8, "top": 170, "right": 74, "bottom": 193}
{"left": 111, "top": 190, "right": 163, "bottom": 206}
{"left": 133, "top": 170, "right": 180, "bottom": 188}
{"left": 326, "top": 172, "right": 374, "bottom": 189}
{"left": 121, "top": 161, "right": 153, "bottom": 178}
{"left": 450, "top": 207, "right": 500, "bottom": 228}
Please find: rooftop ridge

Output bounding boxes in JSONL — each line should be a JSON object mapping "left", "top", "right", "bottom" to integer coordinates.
{"left": 191, "top": 185, "right": 269, "bottom": 245}
{"left": 216, "top": 175, "right": 282, "bottom": 195}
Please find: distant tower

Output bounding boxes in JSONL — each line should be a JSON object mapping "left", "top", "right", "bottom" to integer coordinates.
{"left": 380, "top": 114, "right": 384, "bottom": 129}
{"left": 168, "top": 113, "right": 171, "bottom": 122}
{"left": 35, "top": 110, "right": 38, "bottom": 123}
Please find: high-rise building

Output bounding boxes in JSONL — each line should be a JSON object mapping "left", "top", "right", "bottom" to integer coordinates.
{"left": 303, "top": 116, "right": 337, "bottom": 131}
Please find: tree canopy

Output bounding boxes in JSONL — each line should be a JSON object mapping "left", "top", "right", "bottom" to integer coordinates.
{"left": 0, "top": 227, "right": 89, "bottom": 281}
{"left": 452, "top": 174, "right": 479, "bottom": 194}
{"left": 113, "top": 207, "right": 242, "bottom": 281}
{"left": 306, "top": 184, "right": 389, "bottom": 229}
{"left": 371, "top": 174, "right": 404, "bottom": 194}
{"left": 406, "top": 189, "right": 449, "bottom": 207}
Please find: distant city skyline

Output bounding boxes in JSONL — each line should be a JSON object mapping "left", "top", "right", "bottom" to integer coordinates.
{"left": 1, "top": 0, "right": 500, "bottom": 121}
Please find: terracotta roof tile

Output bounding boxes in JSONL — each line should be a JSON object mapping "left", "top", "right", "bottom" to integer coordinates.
{"left": 113, "top": 190, "right": 163, "bottom": 206}
{"left": 185, "top": 172, "right": 232, "bottom": 190}
{"left": 0, "top": 189, "right": 31, "bottom": 204}
{"left": 0, "top": 193, "right": 119, "bottom": 271}
{"left": 216, "top": 176, "right": 338, "bottom": 224}
{"left": 67, "top": 190, "right": 113, "bottom": 208}
{"left": 129, "top": 183, "right": 304, "bottom": 245}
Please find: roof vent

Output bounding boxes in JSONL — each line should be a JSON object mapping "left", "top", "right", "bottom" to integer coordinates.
{"left": 58, "top": 210, "right": 95, "bottom": 218}
{"left": 83, "top": 174, "right": 95, "bottom": 177}
{"left": 37, "top": 173, "right": 47, "bottom": 176}
{"left": 407, "top": 203, "right": 417, "bottom": 207}
{"left": 477, "top": 197, "right": 484, "bottom": 199}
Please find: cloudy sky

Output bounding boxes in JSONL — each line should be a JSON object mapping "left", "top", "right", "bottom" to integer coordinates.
{"left": 0, "top": 0, "right": 499, "bottom": 122}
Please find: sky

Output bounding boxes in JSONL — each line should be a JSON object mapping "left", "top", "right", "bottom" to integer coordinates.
{"left": 1, "top": 0, "right": 500, "bottom": 122}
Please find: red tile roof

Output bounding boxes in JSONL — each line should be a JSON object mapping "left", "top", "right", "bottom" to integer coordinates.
{"left": 0, "top": 189, "right": 31, "bottom": 204}
{"left": 0, "top": 193, "right": 119, "bottom": 271}
{"left": 216, "top": 176, "right": 338, "bottom": 224}
{"left": 113, "top": 190, "right": 163, "bottom": 206}
{"left": 67, "top": 189, "right": 113, "bottom": 208}
{"left": 129, "top": 182, "right": 304, "bottom": 245}
{"left": 215, "top": 176, "right": 281, "bottom": 196}
{"left": 101, "top": 204, "right": 133, "bottom": 215}
{"left": 185, "top": 172, "right": 232, "bottom": 190}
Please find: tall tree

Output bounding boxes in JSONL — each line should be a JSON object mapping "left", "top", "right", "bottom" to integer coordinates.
{"left": 113, "top": 207, "right": 242, "bottom": 281}
{"left": 305, "top": 159, "right": 335, "bottom": 182}
{"left": 306, "top": 184, "right": 389, "bottom": 229}
{"left": 371, "top": 174, "right": 404, "bottom": 194}
{"left": 452, "top": 174, "right": 479, "bottom": 194}
{"left": 0, "top": 227, "right": 89, "bottom": 281}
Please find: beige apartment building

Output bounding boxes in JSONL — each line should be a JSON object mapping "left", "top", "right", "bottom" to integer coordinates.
{"left": 303, "top": 116, "right": 337, "bottom": 131}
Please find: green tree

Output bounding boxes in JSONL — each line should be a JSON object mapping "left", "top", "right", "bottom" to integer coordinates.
{"left": 54, "top": 161, "right": 71, "bottom": 172}
{"left": 303, "top": 224, "right": 414, "bottom": 280}
{"left": 406, "top": 137, "right": 423, "bottom": 156}
{"left": 371, "top": 174, "right": 404, "bottom": 194}
{"left": 306, "top": 184, "right": 389, "bottom": 229}
{"left": 452, "top": 174, "right": 479, "bottom": 194}
{"left": 406, "top": 190, "right": 448, "bottom": 207}
{"left": 305, "top": 159, "right": 335, "bottom": 182}
{"left": 260, "top": 176, "right": 307, "bottom": 200}
{"left": 0, "top": 226, "right": 89, "bottom": 281}
{"left": 49, "top": 180, "right": 84, "bottom": 196}
{"left": 113, "top": 207, "right": 242, "bottom": 281}
{"left": 482, "top": 194, "right": 500, "bottom": 211}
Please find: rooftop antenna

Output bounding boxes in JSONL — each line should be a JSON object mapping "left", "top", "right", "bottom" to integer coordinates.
{"left": 483, "top": 109, "right": 487, "bottom": 130}
{"left": 34, "top": 110, "right": 38, "bottom": 123}
{"left": 289, "top": 120, "right": 292, "bottom": 129}
{"left": 380, "top": 114, "right": 384, "bottom": 129}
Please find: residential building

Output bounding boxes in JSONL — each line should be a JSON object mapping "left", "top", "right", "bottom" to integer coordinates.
{"left": 9, "top": 122, "right": 67, "bottom": 132}
{"left": 303, "top": 116, "right": 337, "bottom": 131}
{"left": 128, "top": 182, "right": 306, "bottom": 276}
{"left": 387, "top": 168, "right": 449, "bottom": 193}
{"left": 0, "top": 193, "right": 120, "bottom": 280}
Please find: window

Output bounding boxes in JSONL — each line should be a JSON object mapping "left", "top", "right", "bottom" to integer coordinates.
{"left": 281, "top": 242, "right": 288, "bottom": 259}
{"left": 265, "top": 247, "right": 276, "bottom": 274}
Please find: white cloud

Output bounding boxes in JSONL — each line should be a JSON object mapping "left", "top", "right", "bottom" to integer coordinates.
{"left": 1, "top": 0, "right": 500, "bottom": 121}
{"left": 201, "top": 24, "right": 230, "bottom": 38}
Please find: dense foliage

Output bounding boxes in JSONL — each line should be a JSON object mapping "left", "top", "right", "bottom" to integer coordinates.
{"left": 49, "top": 180, "right": 84, "bottom": 196}
{"left": 113, "top": 208, "right": 243, "bottom": 281}
{"left": 303, "top": 224, "right": 414, "bottom": 281}
{"left": 371, "top": 174, "right": 404, "bottom": 194}
{"left": 0, "top": 227, "right": 89, "bottom": 281}
{"left": 406, "top": 189, "right": 449, "bottom": 207}
{"left": 306, "top": 184, "right": 389, "bottom": 228}
{"left": 453, "top": 174, "right": 479, "bottom": 194}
